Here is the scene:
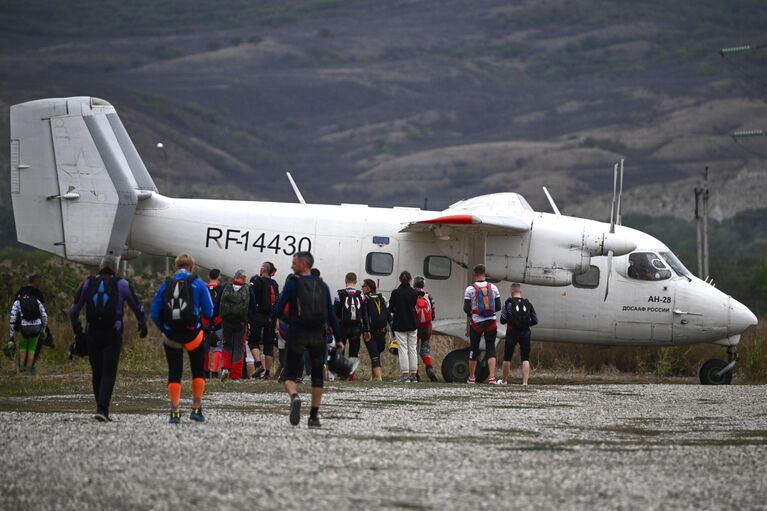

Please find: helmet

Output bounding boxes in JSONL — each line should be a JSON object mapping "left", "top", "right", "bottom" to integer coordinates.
{"left": 327, "top": 348, "right": 353, "bottom": 379}
{"left": 68, "top": 332, "right": 88, "bottom": 360}
{"left": 388, "top": 339, "right": 398, "bottom": 355}
{"left": 3, "top": 340, "right": 16, "bottom": 359}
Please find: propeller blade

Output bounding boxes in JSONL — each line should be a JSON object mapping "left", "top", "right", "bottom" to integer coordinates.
{"left": 603, "top": 250, "right": 613, "bottom": 302}
{"left": 609, "top": 163, "right": 618, "bottom": 234}
{"left": 616, "top": 158, "right": 624, "bottom": 226}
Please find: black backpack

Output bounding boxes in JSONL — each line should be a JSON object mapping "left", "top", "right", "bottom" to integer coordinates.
{"left": 367, "top": 293, "right": 388, "bottom": 330}
{"left": 85, "top": 275, "right": 120, "bottom": 329}
{"left": 295, "top": 277, "right": 326, "bottom": 329}
{"left": 19, "top": 294, "right": 41, "bottom": 322}
{"left": 337, "top": 289, "right": 363, "bottom": 325}
{"left": 253, "top": 277, "right": 279, "bottom": 313}
{"left": 163, "top": 275, "right": 198, "bottom": 338}
{"left": 508, "top": 298, "right": 532, "bottom": 330}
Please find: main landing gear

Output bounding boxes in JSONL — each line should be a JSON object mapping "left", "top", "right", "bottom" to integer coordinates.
{"left": 699, "top": 346, "right": 738, "bottom": 385}
{"left": 441, "top": 348, "right": 490, "bottom": 383}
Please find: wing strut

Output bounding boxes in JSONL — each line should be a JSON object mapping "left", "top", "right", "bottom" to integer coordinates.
{"left": 542, "top": 186, "right": 561, "bottom": 217}
{"left": 286, "top": 171, "right": 306, "bottom": 204}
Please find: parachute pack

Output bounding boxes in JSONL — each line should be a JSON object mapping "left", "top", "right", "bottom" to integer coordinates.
{"left": 163, "top": 275, "right": 198, "bottom": 338}
{"left": 220, "top": 283, "right": 250, "bottom": 324}
{"left": 85, "top": 275, "right": 120, "bottom": 329}
{"left": 472, "top": 283, "right": 496, "bottom": 318}
{"left": 415, "top": 294, "right": 432, "bottom": 328}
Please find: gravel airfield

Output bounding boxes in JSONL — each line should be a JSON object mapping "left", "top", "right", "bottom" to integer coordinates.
{"left": 1, "top": 381, "right": 766, "bottom": 511}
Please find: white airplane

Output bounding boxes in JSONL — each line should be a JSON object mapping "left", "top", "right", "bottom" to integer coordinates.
{"left": 9, "top": 97, "right": 758, "bottom": 384}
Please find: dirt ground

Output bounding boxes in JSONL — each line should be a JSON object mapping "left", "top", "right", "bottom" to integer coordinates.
{"left": 0, "top": 376, "right": 765, "bottom": 510}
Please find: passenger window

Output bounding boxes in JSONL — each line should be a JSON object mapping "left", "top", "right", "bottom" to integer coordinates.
{"left": 627, "top": 252, "right": 672, "bottom": 281}
{"left": 574, "top": 265, "right": 600, "bottom": 289}
{"left": 424, "top": 256, "right": 451, "bottom": 280}
{"left": 365, "top": 252, "right": 393, "bottom": 276}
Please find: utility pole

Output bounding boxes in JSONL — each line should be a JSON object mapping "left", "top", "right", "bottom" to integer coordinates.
{"left": 694, "top": 167, "right": 710, "bottom": 279}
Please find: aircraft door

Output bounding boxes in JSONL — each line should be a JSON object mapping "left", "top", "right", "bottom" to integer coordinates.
{"left": 360, "top": 235, "right": 400, "bottom": 294}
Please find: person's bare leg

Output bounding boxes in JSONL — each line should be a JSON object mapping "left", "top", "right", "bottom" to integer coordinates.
{"left": 372, "top": 367, "right": 382, "bottom": 379}
{"left": 265, "top": 355, "right": 273, "bottom": 373}
{"left": 284, "top": 379, "right": 297, "bottom": 396}
{"left": 311, "top": 387, "right": 322, "bottom": 408}
{"left": 468, "top": 360, "right": 477, "bottom": 378}
{"left": 487, "top": 357, "right": 496, "bottom": 379}
{"left": 521, "top": 361, "right": 530, "bottom": 385}
{"left": 246, "top": 362, "right": 256, "bottom": 378}
{"left": 502, "top": 361, "right": 511, "bottom": 382}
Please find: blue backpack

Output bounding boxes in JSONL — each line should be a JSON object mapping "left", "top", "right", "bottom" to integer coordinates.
{"left": 472, "top": 283, "right": 496, "bottom": 318}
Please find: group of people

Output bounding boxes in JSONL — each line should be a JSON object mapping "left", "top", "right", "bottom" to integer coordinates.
{"left": 7, "top": 252, "right": 538, "bottom": 428}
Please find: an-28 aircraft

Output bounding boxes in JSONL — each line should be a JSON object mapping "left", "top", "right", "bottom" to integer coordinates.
{"left": 9, "top": 97, "right": 758, "bottom": 384}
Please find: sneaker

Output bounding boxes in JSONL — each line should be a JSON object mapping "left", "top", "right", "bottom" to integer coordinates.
{"left": 211, "top": 371, "right": 219, "bottom": 379}
{"left": 308, "top": 416, "right": 321, "bottom": 428}
{"left": 261, "top": 370, "right": 270, "bottom": 381}
{"left": 426, "top": 366, "right": 438, "bottom": 382}
{"left": 399, "top": 376, "right": 411, "bottom": 383}
{"left": 488, "top": 376, "right": 497, "bottom": 385}
{"left": 495, "top": 379, "right": 508, "bottom": 385}
{"left": 327, "top": 371, "right": 336, "bottom": 382}
{"left": 347, "top": 373, "right": 356, "bottom": 382}
{"left": 372, "top": 376, "right": 383, "bottom": 383}
{"left": 289, "top": 395, "right": 302, "bottom": 426}
{"left": 93, "top": 411, "right": 110, "bottom": 422}
{"left": 190, "top": 407, "right": 206, "bottom": 422}
{"left": 220, "top": 369, "right": 229, "bottom": 381}
{"left": 169, "top": 410, "right": 181, "bottom": 424}
{"left": 254, "top": 366, "right": 266, "bottom": 379}
{"left": 415, "top": 373, "right": 421, "bottom": 382}
{"left": 467, "top": 376, "right": 476, "bottom": 384}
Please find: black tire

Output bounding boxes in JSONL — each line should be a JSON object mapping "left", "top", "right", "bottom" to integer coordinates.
{"left": 699, "top": 359, "right": 733, "bottom": 385}
{"left": 441, "top": 348, "right": 470, "bottom": 383}
{"left": 440, "top": 348, "right": 490, "bottom": 383}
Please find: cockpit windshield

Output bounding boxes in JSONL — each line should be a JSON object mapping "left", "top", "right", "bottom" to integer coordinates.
{"left": 627, "top": 252, "right": 672, "bottom": 281}
{"left": 659, "top": 251, "right": 692, "bottom": 278}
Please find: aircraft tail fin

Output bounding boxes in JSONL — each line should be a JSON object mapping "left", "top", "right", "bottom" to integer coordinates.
{"left": 10, "top": 97, "right": 157, "bottom": 264}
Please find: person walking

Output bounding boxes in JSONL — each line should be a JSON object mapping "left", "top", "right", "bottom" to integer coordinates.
{"left": 274, "top": 252, "right": 342, "bottom": 428}
{"left": 14, "top": 274, "right": 53, "bottom": 370}
{"left": 249, "top": 262, "right": 280, "bottom": 379}
{"left": 214, "top": 269, "right": 257, "bottom": 381}
{"left": 70, "top": 255, "right": 147, "bottom": 421}
{"left": 151, "top": 253, "right": 213, "bottom": 423}
{"left": 499, "top": 283, "right": 538, "bottom": 385}
{"left": 9, "top": 277, "right": 48, "bottom": 374}
{"left": 413, "top": 276, "right": 438, "bottom": 382}
{"left": 464, "top": 264, "right": 501, "bottom": 384}
{"left": 389, "top": 271, "right": 419, "bottom": 382}
{"left": 362, "top": 279, "right": 388, "bottom": 382}
{"left": 334, "top": 272, "right": 369, "bottom": 381}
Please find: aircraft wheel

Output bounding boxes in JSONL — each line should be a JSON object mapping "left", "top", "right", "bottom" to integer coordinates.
{"left": 699, "top": 359, "right": 733, "bottom": 385}
{"left": 441, "top": 348, "right": 470, "bottom": 383}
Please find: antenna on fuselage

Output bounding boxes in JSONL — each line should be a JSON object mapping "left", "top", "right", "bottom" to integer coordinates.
{"left": 286, "top": 171, "right": 306, "bottom": 204}
{"left": 542, "top": 187, "right": 561, "bottom": 217}
{"left": 604, "top": 159, "right": 625, "bottom": 302}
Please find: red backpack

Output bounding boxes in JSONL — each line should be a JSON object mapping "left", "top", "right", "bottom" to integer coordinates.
{"left": 415, "top": 294, "right": 432, "bottom": 328}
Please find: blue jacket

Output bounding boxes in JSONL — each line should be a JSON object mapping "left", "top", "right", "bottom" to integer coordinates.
{"left": 151, "top": 269, "right": 213, "bottom": 337}
{"left": 274, "top": 274, "right": 341, "bottom": 341}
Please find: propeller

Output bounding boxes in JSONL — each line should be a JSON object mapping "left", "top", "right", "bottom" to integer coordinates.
{"left": 604, "top": 159, "right": 624, "bottom": 302}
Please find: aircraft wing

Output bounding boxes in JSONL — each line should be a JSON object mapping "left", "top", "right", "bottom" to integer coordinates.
{"left": 400, "top": 213, "right": 530, "bottom": 234}
{"left": 400, "top": 193, "right": 532, "bottom": 234}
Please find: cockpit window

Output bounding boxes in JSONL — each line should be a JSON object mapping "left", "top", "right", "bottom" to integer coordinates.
{"left": 659, "top": 251, "right": 692, "bottom": 278}
{"left": 627, "top": 252, "right": 672, "bottom": 281}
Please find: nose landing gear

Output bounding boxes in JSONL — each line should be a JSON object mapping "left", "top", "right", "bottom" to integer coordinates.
{"left": 699, "top": 346, "right": 738, "bottom": 385}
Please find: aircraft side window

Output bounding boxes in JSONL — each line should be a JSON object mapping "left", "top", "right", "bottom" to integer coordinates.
{"left": 627, "top": 252, "right": 671, "bottom": 281}
{"left": 424, "top": 256, "right": 451, "bottom": 280}
{"left": 366, "top": 252, "right": 393, "bottom": 276}
{"left": 573, "top": 265, "right": 600, "bottom": 289}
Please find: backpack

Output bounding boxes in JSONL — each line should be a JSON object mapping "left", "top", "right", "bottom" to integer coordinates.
{"left": 208, "top": 283, "right": 221, "bottom": 304}
{"left": 367, "top": 294, "right": 388, "bottom": 330}
{"left": 415, "top": 293, "right": 432, "bottom": 328}
{"left": 85, "top": 275, "right": 120, "bottom": 329}
{"left": 296, "top": 277, "right": 326, "bottom": 328}
{"left": 19, "top": 294, "right": 41, "bottom": 322}
{"left": 508, "top": 298, "right": 532, "bottom": 330}
{"left": 254, "top": 277, "right": 278, "bottom": 313}
{"left": 472, "top": 283, "right": 496, "bottom": 318}
{"left": 163, "top": 275, "right": 198, "bottom": 337}
{"left": 338, "top": 289, "right": 363, "bottom": 325}
{"left": 220, "top": 283, "right": 250, "bottom": 324}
